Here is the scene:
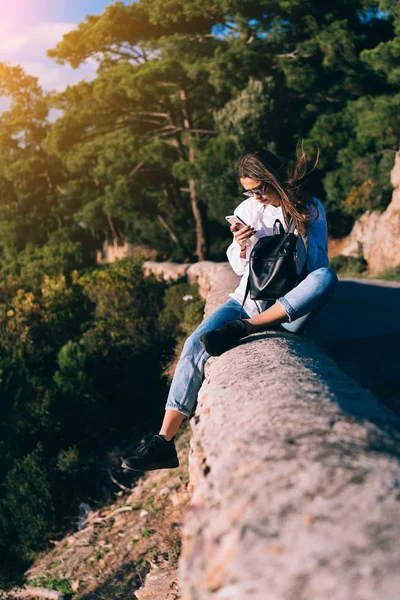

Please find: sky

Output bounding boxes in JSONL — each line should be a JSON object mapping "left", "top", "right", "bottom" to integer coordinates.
{"left": 0, "top": 1, "right": 131, "bottom": 112}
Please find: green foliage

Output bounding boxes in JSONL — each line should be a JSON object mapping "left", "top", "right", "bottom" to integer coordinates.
{"left": 70, "top": 259, "right": 170, "bottom": 432}
{"left": 330, "top": 253, "right": 368, "bottom": 275}
{"left": 54, "top": 341, "right": 88, "bottom": 396}
{"left": 78, "top": 259, "right": 166, "bottom": 355}
{"left": 0, "top": 227, "right": 95, "bottom": 302}
{"left": 374, "top": 265, "right": 400, "bottom": 281}
{"left": 43, "top": 0, "right": 400, "bottom": 249}
{"left": 159, "top": 279, "right": 205, "bottom": 339}
{"left": 141, "top": 528, "right": 152, "bottom": 538}
{"left": 214, "top": 78, "right": 277, "bottom": 151}
{"left": 2, "top": 0, "right": 400, "bottom": 260}
{"left": 329, "top": 243, "right": 369, "bottom": 276}
{"left": 0, "top": 253, "right": 193, "bottom": 587}
{"left": 27, "top": 577, "right": 73, "bottom": 595}
{"left": 56, "top": 445, "right": 80, "bottom": 474}
{"left": 158, "top": 279, "right": 205, "bottom": 386}
{"left": 94, "top": 547, "right": 111, "bottom": 561}
{"left": 0, "top": 446, "right": 54, "bottom": 589}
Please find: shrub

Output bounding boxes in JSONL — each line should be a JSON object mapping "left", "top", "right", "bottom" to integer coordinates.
{"left": 330, "top": 242, "right": 368, "bottom": 276}
{"left": 158, "top": 280, "right": 205, "bottom": 383}
{"left": 374, "top": 266, "right": 400, "bottom": 281}
{"left": 0, "top": 446, "right": 53, "bottom": 590}
{"left": 0, "top": 257, "right": 200, "bottom": 587}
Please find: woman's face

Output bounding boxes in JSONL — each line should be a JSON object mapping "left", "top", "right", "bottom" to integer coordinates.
{"left": 240, "top": 177, "right": 281, "bottom": 207}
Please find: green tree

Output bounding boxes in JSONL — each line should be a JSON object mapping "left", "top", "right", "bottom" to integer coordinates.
{"left": 0, "top": 64, "right": 63, "bottom": 250}
{"left": 46, "top": 1, "right": 282, "bottom": 259}
{"left": 0, "top": 64, "right": 97, "bottom": 266}
{"left": 0, "top": 446, "right": 53, "bottom": 590}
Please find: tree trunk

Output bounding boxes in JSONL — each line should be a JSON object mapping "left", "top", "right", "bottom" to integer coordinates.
{"left": 156, "top": 213, "right": 192, "bottom": 258}
{"left": 106, "top": 212, "right": 120, "bottom": 242}
{"left": 189, "top": 171, "right": 208, "bottom": 261}
{"left": 180, "top": 88, "right": 209, "bottom": 261}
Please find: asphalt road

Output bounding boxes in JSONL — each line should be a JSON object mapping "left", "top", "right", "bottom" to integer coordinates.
{"left": 305, "top": 277, "right": 400, "bottom": 416}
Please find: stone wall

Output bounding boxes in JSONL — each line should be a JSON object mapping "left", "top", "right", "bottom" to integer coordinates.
{"left": 96, "top": 242, "right": 158, "bottom": 264}
{"left": 162, "top": 262, "right": 400, "bottom": 600}
{"left": 330, "top": 149, "right": 400, "bottom": 274}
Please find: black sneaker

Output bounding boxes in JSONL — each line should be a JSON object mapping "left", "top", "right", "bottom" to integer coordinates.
{"left": 121, "top": 434, "right": 179, "bottom": 472}
{"left": 199, "top": 319, "right": 249, "bottom": 356}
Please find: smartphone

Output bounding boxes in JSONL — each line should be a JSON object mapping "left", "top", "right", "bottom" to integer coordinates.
{"left": 225, "top": 215, "right": 249, "bottom": 229}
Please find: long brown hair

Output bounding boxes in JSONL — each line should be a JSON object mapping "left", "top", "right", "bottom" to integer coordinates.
{"left": 235, "top": 142, "right": 320, "bottom": 236}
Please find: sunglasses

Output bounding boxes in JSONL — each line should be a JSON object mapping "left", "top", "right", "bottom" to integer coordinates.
{"left": 242, "top": 183, "right": 268, "bottom": 198}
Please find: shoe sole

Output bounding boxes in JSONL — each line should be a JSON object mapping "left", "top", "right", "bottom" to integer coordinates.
{"left": 199, "top": 335, "right": 221, "bottom": 356}
{"left": 121, "top": 457, "right": 179, "bottom": 472}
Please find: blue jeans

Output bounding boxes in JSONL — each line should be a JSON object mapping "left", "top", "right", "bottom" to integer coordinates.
{"left": 165, "top": 267, "right": 338, "bottom": 419}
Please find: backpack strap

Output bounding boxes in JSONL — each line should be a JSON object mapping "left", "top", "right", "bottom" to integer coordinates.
{"left": 287, "top": 217, "right": 296, "bottom": 234}
{"left": 294, "top": 233, "right": 309, "bottom": 285}
{"left": 240, "top": 277, "right": 251, "bottom": 319}
{"left": 289, "top": 216, "right": 309, "bottom": 276}
{"left": 273, "top": 219, "right": 285, "bottom": 235}
{"left": 301, "top": 232, "right": 308, "bottom": 256}
{"left": 274, "top": 217, "right": 296, "bottom": 235}
{"left": 294, "top": 257, "right": 309, "bottom": 286}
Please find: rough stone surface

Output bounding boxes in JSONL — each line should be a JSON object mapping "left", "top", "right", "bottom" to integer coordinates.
{"left": 331, "top": 149, "right": 400, "bottom": 274}
{"left": 97, "top": 242, "right": 158, "bottom": 264}
{"left": 135, "top": 565, "right": 180, "bottom": 600}
{"left": 143, "top": 261, "right": 192, "bottom": 281}
{"left": 175, "top": 265, "right": 400, "bottom": 600}
{"left": 142, "top": 261, "right": 400, "bottom": 599}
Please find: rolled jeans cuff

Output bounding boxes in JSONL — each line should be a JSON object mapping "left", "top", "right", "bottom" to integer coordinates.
{"left": 165, "top": 403, "right": 191, "bottom": 419}
{"left": 276, "top": 296, "right": 296, "bottom": 323}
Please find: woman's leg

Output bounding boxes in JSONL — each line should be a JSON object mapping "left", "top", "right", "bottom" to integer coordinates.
{"left": 159, "top": 298, "right": 251, "bottom": 438}
{"left": 244, "top": 267, "right": 338, "bottom": 335}
{"left": 277, "top": 267, "right": 338, "bottom": 333}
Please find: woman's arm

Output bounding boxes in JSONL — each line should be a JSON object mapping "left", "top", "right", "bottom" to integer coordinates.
{"left": 226, "top": 201, "right": 255, "bottom": 276}
{"left": 226, "top": 238, "right": 251, "bottom": 276}
{"left": 306, "top": 199, "right": 329, "bottom": 271}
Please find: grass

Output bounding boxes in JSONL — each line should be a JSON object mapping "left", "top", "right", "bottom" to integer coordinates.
{"left": 149, "top": 512, "right": 183, "bottom": 569}
{"left": 373, "top": 266, "right": 400, "bottom": 282}
{"left": 27, "top": 576, "right": 73, "bottom": 595}
{"left": 330, "top": 252, "right": 400, "bottom": 282}
{"left": 94, "top": 547, "right": 111, "bottom": 561}
{"left": 143, "top": 492, "right": 157, "bottom": 512}
{"left": 140, "top": 528, "right": 152, "bottom": 538}
{"left": 131, "top": 537, "right": 139, "bottom": 545}
{"left": 329, "top": 251, "right": 368, "bottom": 278}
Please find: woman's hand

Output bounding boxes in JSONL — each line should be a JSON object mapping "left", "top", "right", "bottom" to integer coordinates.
{"left": 230, "top": 224, "right": 256, "bottom": 250}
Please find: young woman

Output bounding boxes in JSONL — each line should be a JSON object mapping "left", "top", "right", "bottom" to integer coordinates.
{"left": 122, "top": 147, "right": 338, "bottom": 472}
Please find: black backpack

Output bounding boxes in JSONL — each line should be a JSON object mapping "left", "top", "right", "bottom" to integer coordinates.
{"left": 240, "top": 217, "right": 309, "bottom": 318}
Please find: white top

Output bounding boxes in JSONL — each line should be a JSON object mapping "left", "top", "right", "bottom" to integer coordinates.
{"left": 226, "top": 196, "right": 330, "bottom": 317}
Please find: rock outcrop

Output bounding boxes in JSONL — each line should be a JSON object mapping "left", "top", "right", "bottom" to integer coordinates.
{"left": 172, "top": 262, "right": 400, "bottom": 600}
{"left": 330, "top": 149, "right": 400, "bottom": 274}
